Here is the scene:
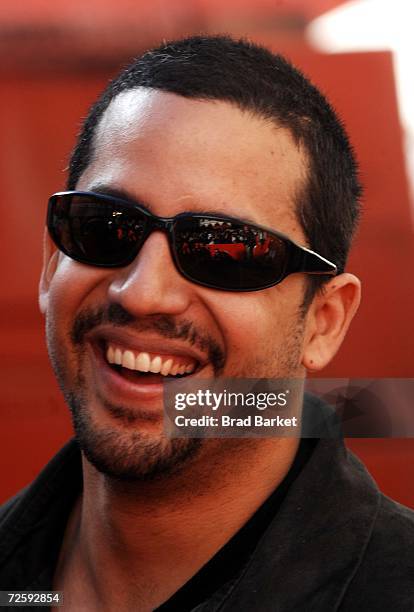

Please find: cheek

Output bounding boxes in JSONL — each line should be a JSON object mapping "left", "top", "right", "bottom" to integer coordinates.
{"left": 212, "top": 292, "right": 285, "bottom": 354}
{"left": 46, "top": 257, "right": 110, "bottom": 329}
{"left": 209, "top": 280, "right": 306, "bottom": 374}
{"left": 44, "top": 259, "right": 113, "bottom": 385}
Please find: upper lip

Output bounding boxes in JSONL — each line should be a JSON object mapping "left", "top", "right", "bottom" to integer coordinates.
{"left": 86, "top": 325, "right": 209, "bottom": 368}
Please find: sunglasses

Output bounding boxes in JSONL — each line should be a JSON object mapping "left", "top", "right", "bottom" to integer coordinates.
{"left": 47, "top": 191, "right": 337, "bottom": 292}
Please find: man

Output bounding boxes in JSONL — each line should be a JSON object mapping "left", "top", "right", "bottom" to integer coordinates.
{"left": 1, "top": 35, "right": 413, "bottom": 611}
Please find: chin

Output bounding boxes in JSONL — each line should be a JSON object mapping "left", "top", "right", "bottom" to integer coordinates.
{"left": 67, "top": 390, "right": 203, "bottom": 482}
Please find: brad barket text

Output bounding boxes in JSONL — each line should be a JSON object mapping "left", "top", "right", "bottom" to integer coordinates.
{"left": 174, "top": 415, "right": 299, "bottom": 428}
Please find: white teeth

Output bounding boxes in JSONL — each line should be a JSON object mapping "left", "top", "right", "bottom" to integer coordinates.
{"left": 122, "top": 350, "right": 136, "bottom": 370}
{"left": 170, "top": 363, "right": 180, "bottom": 376}
{"left": 160, "top": 358, "right": 173, "bottom": 376}
{"left": 106, "top": 344, "right": 196, "bottom": 377}
{"left": 136, "top": 352, "right": 150, "bottom": 372}
{"left": 107, "top": 346, "right": 115, "bottom": 364}
{"left": 149, "top": 356, "right": 162, "bottom": 373}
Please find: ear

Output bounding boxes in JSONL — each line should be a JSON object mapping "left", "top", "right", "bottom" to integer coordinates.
{"left": 302, "top": 273, "right": 361, "bottom": 371}
{"left": 39, "top": 229, "right": 59, "bottom": 315}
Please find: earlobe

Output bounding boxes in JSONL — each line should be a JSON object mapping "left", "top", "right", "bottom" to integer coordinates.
{"left": 39, "top": 230, "right": 59, "bottom": 315}
{"left": 302, "top": 274, "right": 361, "bottom": 371}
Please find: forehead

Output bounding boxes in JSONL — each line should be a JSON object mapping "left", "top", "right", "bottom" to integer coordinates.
{"left": 79, "top": 89, "right": 308, "bottom": 237}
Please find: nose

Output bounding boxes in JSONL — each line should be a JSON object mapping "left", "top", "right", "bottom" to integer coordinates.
{"left": 107, "top": 231, "right": 194, "bottom": 317}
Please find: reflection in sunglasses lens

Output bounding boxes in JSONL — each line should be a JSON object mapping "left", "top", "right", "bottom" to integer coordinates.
{"left": 57, "top": 196, "right": 147, "bottom": 265}
{"left": 174, "top": 217, "right": 286, "bottom": 289}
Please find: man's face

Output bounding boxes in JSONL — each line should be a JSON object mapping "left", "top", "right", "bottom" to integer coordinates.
{"left": 41, "top": 89, "right": 310, "bottom": 479}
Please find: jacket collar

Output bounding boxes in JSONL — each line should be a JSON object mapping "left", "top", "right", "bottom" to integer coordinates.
{"left": 212, "top": 437, "right": 381, "bottom": 611}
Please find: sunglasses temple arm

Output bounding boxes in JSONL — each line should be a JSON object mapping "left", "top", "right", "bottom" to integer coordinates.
{"left": 291, "top": 246, "right": 338, "bottom": 276}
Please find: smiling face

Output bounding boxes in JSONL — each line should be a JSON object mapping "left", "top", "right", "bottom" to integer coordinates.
{"left": 40, "top": 89, "right": 311, "bottom": 480}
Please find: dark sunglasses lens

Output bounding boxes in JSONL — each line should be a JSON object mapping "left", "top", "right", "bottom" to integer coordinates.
{"left": 173, "top": 217, "right": 287, "bottom": 290}
{"left": 48, "top": 194, "right": 146, "bottom": 266}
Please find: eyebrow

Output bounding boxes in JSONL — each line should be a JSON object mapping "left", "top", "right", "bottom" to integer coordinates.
{"left": 87, "top": 184, "right": 152, "bottom": 210}
{"left": 86, "top": 183, "right": 259, "bottom": 226}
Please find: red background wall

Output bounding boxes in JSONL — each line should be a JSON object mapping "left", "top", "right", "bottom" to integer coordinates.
{"left": 1, "top": 45, "right": 413, "bottom": 506}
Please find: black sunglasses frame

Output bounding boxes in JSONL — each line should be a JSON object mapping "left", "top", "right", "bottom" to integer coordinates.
{"left": 47, "top": 190, "right": 337, "bottom": 292}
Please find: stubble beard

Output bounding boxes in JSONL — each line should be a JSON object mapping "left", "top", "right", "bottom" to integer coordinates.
{"left": 46, "top": 304, "right": 305, "bottom": 483}
{"left": 68, "top": 387, "right": 203, "bottom": 482}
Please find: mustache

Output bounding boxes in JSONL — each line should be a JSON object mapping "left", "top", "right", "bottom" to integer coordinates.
{"left": 70, "top": 303, "right": 225, "bottom": 374}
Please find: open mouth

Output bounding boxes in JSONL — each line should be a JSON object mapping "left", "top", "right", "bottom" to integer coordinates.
{"left": 103, "top": 342, "right": 199, "bottom": 384}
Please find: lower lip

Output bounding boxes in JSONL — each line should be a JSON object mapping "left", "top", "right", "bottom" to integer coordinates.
{"left": 90, "top": 342, "right": 169, "bottom": 406}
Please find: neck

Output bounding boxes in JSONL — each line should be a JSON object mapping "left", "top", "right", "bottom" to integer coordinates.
{"left": 56, "top": 437, "right": 299, "bottom": 611}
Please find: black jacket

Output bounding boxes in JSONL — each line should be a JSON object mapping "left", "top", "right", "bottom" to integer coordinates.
{"left": 1, "top": 435, "right": 413, "bottom": 611}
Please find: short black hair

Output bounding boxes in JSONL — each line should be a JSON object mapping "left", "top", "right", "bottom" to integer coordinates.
{"left": 67, "top": 35, "right": 362, "bottom": 302}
